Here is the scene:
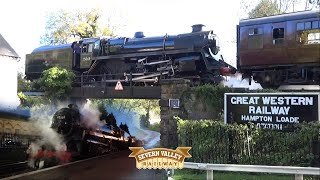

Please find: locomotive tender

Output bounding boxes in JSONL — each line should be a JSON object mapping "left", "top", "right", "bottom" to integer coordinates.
{"left": 25, "top": 24, "right": 236, "bottom": 85}
{"left": 237, "top": 10, "right": 320, "bottom": 88}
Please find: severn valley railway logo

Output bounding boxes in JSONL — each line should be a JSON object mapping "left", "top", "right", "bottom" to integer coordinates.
{"left": 129, "top": 147, "right": 192, "bottom": 169}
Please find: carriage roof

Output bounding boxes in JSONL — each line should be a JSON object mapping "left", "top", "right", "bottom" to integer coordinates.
{"left": 239, "top": 10, "right": 320, "bottom": 26}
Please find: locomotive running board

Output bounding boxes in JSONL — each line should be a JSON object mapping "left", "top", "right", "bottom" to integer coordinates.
{"left": 95, "top": 49, "right": 200, "bottom": 60}
{"left": 129, "top": 72, "right": 169, "bottom": 81}
{"left": 141, "top": 60, "right": 171, "bottom": 66}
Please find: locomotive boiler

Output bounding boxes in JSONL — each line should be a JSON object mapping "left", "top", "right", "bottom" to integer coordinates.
{"left": 25, "top": 24, "right": 236, "bottom": 85}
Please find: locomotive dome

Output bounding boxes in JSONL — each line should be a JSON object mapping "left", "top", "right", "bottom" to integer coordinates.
{"left": 191, "top": 24, "right": 205, "bottom": 32}
{"left": 134, "top": 32, "right": 145, "bottom": 38}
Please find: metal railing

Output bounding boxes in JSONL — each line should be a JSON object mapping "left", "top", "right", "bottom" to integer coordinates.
{"left": 170, "top": 162, "right": 320, "bottom": 180}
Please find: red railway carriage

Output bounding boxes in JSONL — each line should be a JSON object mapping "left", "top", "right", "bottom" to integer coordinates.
{"left": 237, "top": 10, "right": 320, "bottom": 88}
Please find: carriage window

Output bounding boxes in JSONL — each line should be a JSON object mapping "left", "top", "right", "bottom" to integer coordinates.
{"left": 297, "top": 23, "right": 304, "bottom": 31}
{"left": 308, "top": 32, "right": 320, "bottom": 44}
{"left": 312, "top": 21, "right": 319, "bottom": 29}
{"left": 273, "top": 28, "right": 284, "bottom": 45}
{"left": 305, "top": 22, "right": 311, "bottom": 30}
{"left": 296, "top": 28, "right": 320, "bottom": 45}
{"left": 248, "top": 28, "right": 263, "bottom": 35}
{"left": 248, "top": 27, "right": 263, "bottom": 49}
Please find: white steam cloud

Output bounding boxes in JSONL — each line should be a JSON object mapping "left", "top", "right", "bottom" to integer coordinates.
{"left": 79, "top": 99, "right": 104, "bottom": 129}
{"left": 26, "top": 103, "right": 68, "bottom": 164}
{"left": 28, "top": 100, "right": 105, "bottom": 157}
{"left": 223, "top": 73, "right": 262, "bottom": 90}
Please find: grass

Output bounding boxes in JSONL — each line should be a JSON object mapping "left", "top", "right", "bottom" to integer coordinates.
{"left": 172, "top": 169, "right": 320, "bottom": 180}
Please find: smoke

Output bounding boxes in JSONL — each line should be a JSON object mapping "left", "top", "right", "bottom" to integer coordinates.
{"left": 79, "top": 99, "right": 104, "bottom": 129}
{"left": 27, "top": 103, "right": 68, "bottom": 161}
{"left": 223, "top": 73, "right": 263, "bottom": 90}
{"left": 26, "top": 100, "right": 107, "bottom": 156}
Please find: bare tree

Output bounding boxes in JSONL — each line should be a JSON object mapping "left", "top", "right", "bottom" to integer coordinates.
{"left": 306, "top": 0, "right": 320, "bottom": 9}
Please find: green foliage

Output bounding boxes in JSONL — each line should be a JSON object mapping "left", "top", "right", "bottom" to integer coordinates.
{"left": 41, "top": 8, "right": 114, "bottom": 45}
{"left": 17, "top": 73, "right": 46, "bottom": 107}
{"left": 17, "top": 92, "right": 44, "bottom": 107}
{"left": 17, "top": 73, "right": 33, "bottom": 92}
{"left": 37, "top": 67, "right": 75, "bottom": 101}
{"left": 192, "top": 85, "right": 233, "bottom": 111}
{"left": 248, "top": 0, "right": 281, "bottom": 18}
{"left": 178, "top": 118, "right": 320, "bottom": 167}
{"left": 149, "top": 122, "right": 160, "bottom": 132}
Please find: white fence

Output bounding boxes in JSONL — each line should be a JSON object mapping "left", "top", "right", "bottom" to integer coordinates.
{"left": 170, "top": 162, "right": 320, "bottom": 180}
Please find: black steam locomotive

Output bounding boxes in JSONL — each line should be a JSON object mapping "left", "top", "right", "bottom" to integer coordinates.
{"left": 25, "top": 24, "right": 236, "bottom": 85}
{"left": 30, "top": 104, "right": 137, "bottom": 169}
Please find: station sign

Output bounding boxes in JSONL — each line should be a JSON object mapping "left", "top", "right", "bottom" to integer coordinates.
{"left": 224, "top": 93, "right": 320, "bottom": 131}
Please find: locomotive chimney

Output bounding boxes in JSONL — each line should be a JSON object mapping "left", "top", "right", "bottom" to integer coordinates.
{"left": 134, "top": 31, "right": 145, "bottom": 38}
{"left": 191, "top": 24, "right": 205, "bottom": 32}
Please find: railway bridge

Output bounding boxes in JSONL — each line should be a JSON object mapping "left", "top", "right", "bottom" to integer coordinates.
{"left": 25, "top": 74, "right": 320, "bottom": 148}
{"left": 27, "top": 76, "right": 191, "bottom": 148}
{"left": 73, "top": 78, "right": 190, "bottom": 148}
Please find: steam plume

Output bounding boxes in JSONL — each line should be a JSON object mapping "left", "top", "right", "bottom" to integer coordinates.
{"left": 223, "top": 73, "right": 262, "bottom": 90}
{"left": 79, "top": 99, "right": 104, "bottom": 129}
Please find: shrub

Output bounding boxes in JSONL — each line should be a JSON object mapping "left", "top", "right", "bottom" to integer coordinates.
{"left": 177, "top": 118, "right": 320, "bottom": 167}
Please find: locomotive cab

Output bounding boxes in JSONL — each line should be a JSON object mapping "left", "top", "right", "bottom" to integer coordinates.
{"left": 72, "top": 37, "right": 101, "bottom": 70}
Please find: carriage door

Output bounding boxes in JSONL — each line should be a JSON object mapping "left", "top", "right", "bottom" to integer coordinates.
{"left": 80, "top": 43, "right": 94, "bottom": 69}
{"left": 270, "top": 22, "right": 288, "bottom": 63}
